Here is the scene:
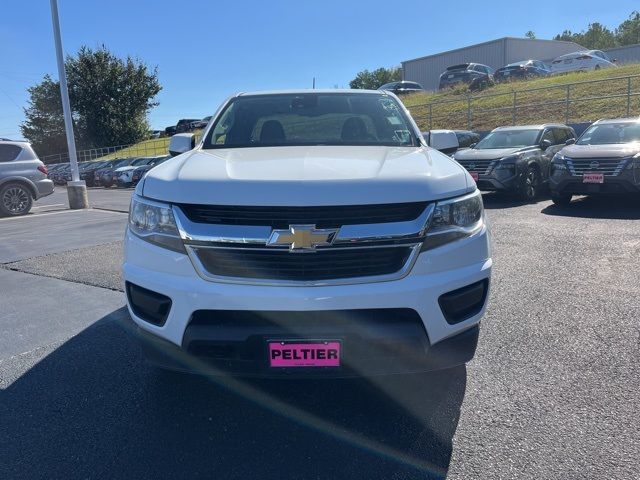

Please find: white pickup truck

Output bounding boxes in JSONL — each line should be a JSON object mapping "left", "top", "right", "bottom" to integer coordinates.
{"left": 122, "top": 89, "right": 492, "bottom": 377}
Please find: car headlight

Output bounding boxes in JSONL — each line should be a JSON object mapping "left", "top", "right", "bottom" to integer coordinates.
{"left": 422, "top": 190, "right": 484, "bottom": 251}
{"left": 128, "top": 195, "right": 185, "bottom": 253}
{"left": 494, "top": 154, "right": 520, "bottom": 171}
{"left": 552, "top": 153, "right": 568, "bottom": 172}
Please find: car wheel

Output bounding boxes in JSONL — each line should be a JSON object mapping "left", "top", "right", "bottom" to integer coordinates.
{"left": 551, "top": 193, "right": 572, "bottom": 206}
{"left": 519, "top": 166, "right": 539, "bottom": 201}
{"left": 594, "top": 65, "right": 601, "bottom": 71}
{"left": 0, "top": 183, "right": 33, "bottom": 216}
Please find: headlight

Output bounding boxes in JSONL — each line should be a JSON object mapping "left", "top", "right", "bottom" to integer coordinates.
{"left": 494, "top": 154, "right": 520, "bottom": 171}
{"left": 552, "top": 153, "right": 568, "bottom": 172}
{"left": 128, "top": 195, "right": 185, "bottom": 253}
{"left": 422, "top": 190, "right": 484, "bottom": 251}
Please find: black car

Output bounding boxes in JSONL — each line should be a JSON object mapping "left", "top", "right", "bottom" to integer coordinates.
{"left": 164, "top": 125, "right": 176, "bottom": 137}
{"left": 494, "top": 60, "right": 551, "bottom": 82}
{"left": 453, "top": 124, "right": 576, "bottom": 201}
{"left": 439, "top": 63, "right": 493, "bottom": 91}
{"left": 175, "top": 119, "right": 200, "bottom": 133}
{"left": 79, "top": 160, "right": 110, "bottom": 186}
{"left": 549, "top": 118, "right": 640, "bottom": 205}
{"left": 378, "top": 81, "right": 424, "bottom": 95}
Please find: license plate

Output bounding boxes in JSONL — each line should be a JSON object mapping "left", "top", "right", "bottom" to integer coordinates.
{"left": 583, "top": 173, "right": 604, "bottom": 184}
{"left": 470, "top": 172, "right": 479, "bottom": 182}
{"left": 268, "top": 341, "right": 341, "bottom": 367}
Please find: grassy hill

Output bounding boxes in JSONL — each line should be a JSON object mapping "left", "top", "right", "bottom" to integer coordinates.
{"left": 401, "top": 63, "right": 640, "bottom": 131}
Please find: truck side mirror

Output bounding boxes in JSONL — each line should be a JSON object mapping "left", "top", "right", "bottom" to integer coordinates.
{"left": 168, "top": 133, "right": 196, "bottom": 157}
{"left": 565, "top": 138, "right": 576, "bottom": 145}
{"left": 540, "top": 139, "right": 552, "bottom": 150}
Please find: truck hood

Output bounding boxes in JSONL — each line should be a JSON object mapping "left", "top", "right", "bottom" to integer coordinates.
{"left": 142, "top": 146, "right": 472, "bottom": 206}
{"left": 454, "top": 147, "right": 524, "bottom": 161}
{"left": 560, "top": 143, "right": 640, "bottom": 158}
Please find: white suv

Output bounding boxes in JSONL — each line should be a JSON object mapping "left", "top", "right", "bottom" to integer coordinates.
{"left": 123, "top": 90, "right": 492, "bottom": 377}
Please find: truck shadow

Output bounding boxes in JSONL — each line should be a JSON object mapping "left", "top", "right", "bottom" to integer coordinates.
{"left": 541, "top": 195, "right": 640, "bottom": 219}
{"left": 1, "top": 308, "right": 466, "bottom": 480}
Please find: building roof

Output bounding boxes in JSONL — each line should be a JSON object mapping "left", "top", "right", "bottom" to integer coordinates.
{"left": 402, "top": 37, "right": 584, "bottom": 65}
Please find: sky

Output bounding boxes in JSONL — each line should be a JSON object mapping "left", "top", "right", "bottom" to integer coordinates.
{"left": 0, "top": 0, "right": 638, "bottom": 139}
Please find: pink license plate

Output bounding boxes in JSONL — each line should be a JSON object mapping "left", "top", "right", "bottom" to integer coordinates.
{"left": 268, "top": 341, "right": 341, "bottom": 367}
{"left": 583, "top": 173, "right": 604, "bottom": 184}
{"left": 470, "top": 172, "right": 479, "bottom": 182}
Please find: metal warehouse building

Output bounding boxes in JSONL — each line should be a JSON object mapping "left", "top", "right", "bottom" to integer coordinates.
{"left": 402, "top": 37, "right": 585, "bottom": 91}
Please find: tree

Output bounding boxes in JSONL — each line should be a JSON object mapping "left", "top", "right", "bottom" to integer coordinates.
{"left": 581, "top": 22, "right": 616, "bottom": 49}
{"left": 615, "top": 11, "right": 640, "bottom": 46}
{"left": 21, "top": 45, "right": 161, "bottom": 156}
{"left": 525, "top": 31, "right": 536, "bottom": 39}
{"left": 349, "top": 67, "right": 402, "bottom": 90}
{"left": 20, "top": 75, "right": 74, "bottom": 156}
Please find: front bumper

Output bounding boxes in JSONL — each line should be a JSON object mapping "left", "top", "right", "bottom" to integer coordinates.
{"left": 550, "top": 171, "right": 640, "bottom": 196}
{"left": 474, "top": 169, "right": 522, "bottom": 192}
{"left": 123, "top": 226, "right": 492, "bottom": 377}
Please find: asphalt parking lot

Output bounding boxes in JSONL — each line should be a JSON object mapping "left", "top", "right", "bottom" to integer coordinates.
{"left": 1, "top": 188, "right": 639, "bottom": 480}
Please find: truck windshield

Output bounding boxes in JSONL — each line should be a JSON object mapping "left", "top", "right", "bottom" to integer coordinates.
{"left": 202, "top": 93, "right": 417, "bottom": 149}
{"left": 474, "top": 129, "right": 539, "bottom": 149}
{"left": 577, "top": 122, "right": 640, "bottom": 145}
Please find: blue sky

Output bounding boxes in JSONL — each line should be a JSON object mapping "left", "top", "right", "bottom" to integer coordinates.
{"left": 0, "top": 0, "right": 637, "bottom": 138}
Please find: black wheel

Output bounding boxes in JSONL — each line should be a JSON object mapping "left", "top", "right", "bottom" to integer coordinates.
{"left": 519, "top": 166, "right": 539, "bottom": 201}
{"left": 0, "top": 183, "right": 33, "bottom": 216}
{"left": 551, "top": 193, "right": 572, "bottom": 206}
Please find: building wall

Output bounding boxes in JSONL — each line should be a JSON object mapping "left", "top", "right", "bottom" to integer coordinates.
{"left": 603, "top": 43, "right": 640, "bottom": 64}
{"left": 402, "top": 38, "right": 584, "bottom": 91}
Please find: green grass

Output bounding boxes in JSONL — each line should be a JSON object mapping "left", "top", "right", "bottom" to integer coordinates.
{"left": 401, "top": 64, "right": 640, "bottom": 131}
{"left": 96, "top": 130, "right": 203, "bottom": 160}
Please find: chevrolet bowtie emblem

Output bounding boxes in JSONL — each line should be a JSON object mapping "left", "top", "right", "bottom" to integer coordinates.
{"left": 267, "top": 225, "right": 338, "bottom": 252}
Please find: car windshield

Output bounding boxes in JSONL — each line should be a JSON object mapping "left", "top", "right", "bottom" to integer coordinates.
{"left": 576, "top": 122, "right": 640, "bottom": 145}
{"left": 202, "top": 93, "right": 416, "bottom": 149}
{"left": 475, "top": 129, "right": 540, "bottom": 149}
{"left": 130, "top": 158, "right": 151, "bottom": 166}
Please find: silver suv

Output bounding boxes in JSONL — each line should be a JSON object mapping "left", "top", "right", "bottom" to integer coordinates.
{"left": 0, "top": 140, "right": 54, "bottom": 216}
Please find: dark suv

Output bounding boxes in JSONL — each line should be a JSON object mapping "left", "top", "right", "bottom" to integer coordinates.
{"left": 452, "top": 124, "right": 576, "bottom": 200}
{"left": 494, "top": 59, "right": 551, "bottom": 82}
{"left": 549, "top": 118, "right": 640, "bottom": 205}
{"left": 439, "top": 63, "right": 493, "bottom": 90}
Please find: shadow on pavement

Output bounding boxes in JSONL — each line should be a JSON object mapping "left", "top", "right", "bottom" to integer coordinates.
{"left": 0, "top": 308, "right": 466, "bottom": 480}
{"left": 541, "top": 195, "right": 640, "bottom": 219}
{"left": 481, "top": 191, "right": 549, "bottom": 209}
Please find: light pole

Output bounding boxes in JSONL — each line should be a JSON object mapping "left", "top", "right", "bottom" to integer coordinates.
{"left": 49, "top": 0, "right": 88, "bottom": 209}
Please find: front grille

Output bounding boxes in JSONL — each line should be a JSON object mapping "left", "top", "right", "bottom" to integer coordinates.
{"left": 179, "top": 202, "right": 427, "bottom": 229}
{"left": 566, "top": 157, "right": 629, "bottom": 177}
{"left": 192, "top": 246, "right": 414, "bottom": 281}
{"left": 455, "top": 159, "right": 494, "bottom": 174}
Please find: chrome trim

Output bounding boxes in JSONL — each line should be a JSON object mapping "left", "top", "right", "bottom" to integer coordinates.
{"left": 565, "top": 156, "right": 630, "bottom": 177}
{"left": 172, "top": 203, "right": 435, "bottom": 247}
{"left": 185, "top": 243, "right": 422, "bottom": 287}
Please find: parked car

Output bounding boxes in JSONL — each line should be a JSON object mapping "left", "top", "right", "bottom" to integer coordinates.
{"left": 191, "top": 116, "right": 212, "bottom": 130}
{"left": 124, "top": 89, "right": 492, "bottom": 377}
{"left": 175, "top": 119, "right": 200, "bottom": 134}
{"left": 378, "top": 81, "right": 424, "bottom": 95}
{"left": 439, "top": 63, "right": 493, "bottom": 90}
{"left": 453, "top": 123, "right": 576, "bottom": 200}
{"left": 51, "top": 163, "right": 70, "bottom": 184}
{"left": 0, "top": 139, "right": 54, "bottom": 216}
{"left": 422, "top": 129, "right": 480, "bottom": 155}
{"left": 549, "top": 50, "right": 616, "bottom": 74}
{"left": 165, "top": 125, "right": 177, "bottom": 137}
{"left": 549, "top": 118, "right": 640, "bottom": 205}
{"left": 494, "top": 59, "right": 550, "bottom": 82}
{"left": 95, "top": 158, "right": 137, "bottom": 187}
{"left": 115, "top": 156, "right": 167, "bottom": 187}
{"left": 61, "top": 161, "right": 92, "bottom": 183}
{"left": 129, "top": 155, "right": 171, "bottom": 186}
{"left": 150, "top": 130, "right": 162, "bottom": 139}
{"left": 79, "top": 160, "right": 110, "bottom": 186}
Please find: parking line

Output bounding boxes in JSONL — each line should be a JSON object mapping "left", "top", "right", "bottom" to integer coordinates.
{"left": 0, "top": 208, "right": 126, "bottom": 222}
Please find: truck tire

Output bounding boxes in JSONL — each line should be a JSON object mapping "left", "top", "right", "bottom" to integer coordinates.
{"left": 551, "top": 193, "right": 572, "bottom": 206}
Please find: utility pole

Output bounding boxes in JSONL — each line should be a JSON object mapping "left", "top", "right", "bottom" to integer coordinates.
{"left": 50, "top": 0, "right": 88, "bottom": 209}
{"left": 312, "top": 77, "right": 316, "bottom": 89}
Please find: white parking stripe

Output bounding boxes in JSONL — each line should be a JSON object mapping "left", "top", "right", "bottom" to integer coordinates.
{"left": 0, "top": 208, "right": 125, "bottom": 222}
